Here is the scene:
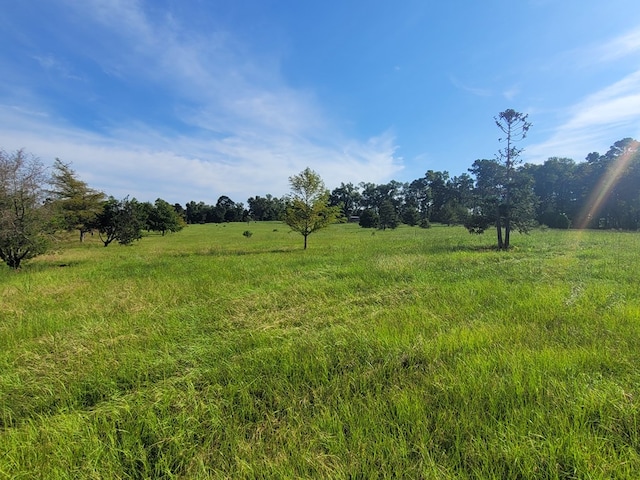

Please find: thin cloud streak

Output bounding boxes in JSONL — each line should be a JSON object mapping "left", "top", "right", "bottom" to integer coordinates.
{"left": 526, "top": 69, "right": 640, "bottom": 163}
{"left": 595, "top": 27, "right": 640, "bottom": 62}
{"left": 449, "top": 75, "right": 492, "bottom": 97}
{"left": 0, "top": 105, "right": 402, "bottom": 205}
{"left": 0, "top": 1, "right": 406, "bottom": 203}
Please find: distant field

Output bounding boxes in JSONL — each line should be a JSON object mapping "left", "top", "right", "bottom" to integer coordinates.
{"left": 1, "top": 223, "right": 640, "bottom": 478}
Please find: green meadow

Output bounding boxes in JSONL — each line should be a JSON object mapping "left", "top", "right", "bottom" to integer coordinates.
{"left": 1, "top": 223, "right": 640, "bottom": 479}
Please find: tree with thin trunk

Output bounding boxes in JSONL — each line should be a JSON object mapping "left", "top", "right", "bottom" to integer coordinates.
{"left": 95, "top": 196, "right": 144, "bottom": 247}
{"left": 495, "top": 109, "right": 532, "bottom": 249}
{"left": 284, "top": 167, "right": 338, "bottom": 249}
{"left": 0, "top": 149, "right": 51, "bottom": 269}
{"left": 465, "top": 110, "right": 536, "bottom": 249}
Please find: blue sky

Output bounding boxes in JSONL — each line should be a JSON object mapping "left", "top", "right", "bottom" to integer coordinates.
{"left": 2, "top": 0, "right": 640, "bottom": 205}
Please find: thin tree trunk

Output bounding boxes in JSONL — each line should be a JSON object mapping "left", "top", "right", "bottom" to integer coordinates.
{"left": 504, "top": 217, "right": 511, "bottom": 250}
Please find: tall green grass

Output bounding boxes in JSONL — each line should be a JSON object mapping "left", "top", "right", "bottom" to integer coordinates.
{"left": 1, "top": 223, "right": 639, "bottom": 478}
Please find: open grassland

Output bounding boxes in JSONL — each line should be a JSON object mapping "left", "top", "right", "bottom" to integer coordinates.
{"left": 1, "top": 223, "right": 640, "bottom": 479}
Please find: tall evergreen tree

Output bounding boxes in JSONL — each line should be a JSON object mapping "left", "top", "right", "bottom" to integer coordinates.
{"left": 466, "top": 110, "right": 536, "bottom": 249}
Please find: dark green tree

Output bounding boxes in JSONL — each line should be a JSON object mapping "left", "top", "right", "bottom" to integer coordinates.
{"left": 95, "top": 196, "right": 144, "bottom": 246}
{"left": 404, "top": 177, "right": 431, "bottom": 223}
{"left": 284, "top": 167, "right": 339, "bottom": 249}
{"left": 247, "top": 194, "right": 286, "bottom": 221}
{"left": 0, "top": 149, "right": 51, "bottom": 269}
{"left": 148, "top": 198, "right": 184, "bottom": 235}
{"left": 214, "top": 195, "right": 244, "bottom": 222}
{"left": 466, "top": 110, "right": 535, "bottom": 249}
{"left": 524, "top": 157, "right": 577, "bottom": 228}
{"left": 465, "top": 156, "right": 537, "bottom": 245}
{"left": 378, "top": 199, "right": 399, "bottom": 230}
{"left": 424, "top": 170, "right": 450, "bottom": 223}
{"left": 329, "top": 182, "right": 362, "bottom": 219}
{"left": 578, "top": 138, "right": 640, "bottom": 230}
{"left": 358, "top": 208, "right": 379, "bottom": 228}
{"left": 401, "top": 205, "right": 420, "bottom": 226}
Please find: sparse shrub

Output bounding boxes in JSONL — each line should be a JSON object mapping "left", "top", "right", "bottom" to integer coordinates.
{"left": 242, "top": 230, "right": 253, "bottom": 238}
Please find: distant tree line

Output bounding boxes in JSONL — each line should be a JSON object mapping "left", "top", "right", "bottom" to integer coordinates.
{"left": 325, "top": 136, "right": 640, "bottom": 236}
{"left": 2, "top": 109, "right": 639, "bottom": 267}
{"left": 0, "top": 152, "right": 188, "bottom": 268}
{"left": 181, "top": 194, "right": 287, "bottom": 224}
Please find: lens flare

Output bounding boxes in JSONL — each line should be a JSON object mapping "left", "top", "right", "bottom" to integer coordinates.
{"left": 575, "top": 140, "right": 639, "bottom": 229}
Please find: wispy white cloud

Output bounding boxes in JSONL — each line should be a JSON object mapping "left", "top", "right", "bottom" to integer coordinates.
{"left": 450, "top": 74, "right": 521, "bottom": 103}
{"left": 32, "top": 54, "right": 85, "bottom": 81}
{"left": 503, "top": 86, "right": 520, "bottom": 101}
{"left": 526, "top": 69, "right": 640, "bottom": 163}
{"left": 595, "top": 27, "right": 640, "bottom": 62}
{"left": 449, "top": 75, "right": 492, "bottom": 97}
{"left": 0, "top": 106, "right": 402, "bottom": 205}
{"left": 0, "top": 1, "right": 403, "bottom": 203}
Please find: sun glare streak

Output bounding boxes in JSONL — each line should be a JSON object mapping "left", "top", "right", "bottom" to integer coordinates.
{"left": 575, "top": 140, "right": 640, "bottom": 229}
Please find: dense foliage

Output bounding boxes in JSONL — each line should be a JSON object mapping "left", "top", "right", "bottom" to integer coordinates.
{"left": 48, "top": 159, "right": 105, "bottom": 242}
{"left": 0, "top": 149, "right": 51, "bottom": 269}
{"left": 95, "top": 196, "right": 145, "bottom": 247}
{"left": 284, "top": 167, "right": 339, "bottom": 249}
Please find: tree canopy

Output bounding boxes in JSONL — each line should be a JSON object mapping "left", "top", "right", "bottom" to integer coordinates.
{"left": 0, "top": 149, "right": 51, "bottom": 269}
{"left": 48, "top": 159, "right": 105, "bottom": 242}
{"left": 284, "top": 168, "right": 339, "bottom": 249}
{"left": 464, "top": 109, "right": 536, "bottom": 249}
{"left": 95, "top": 196, "right": 145, "bottom": 247}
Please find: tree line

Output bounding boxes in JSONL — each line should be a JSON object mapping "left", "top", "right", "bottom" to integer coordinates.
{"left": 178, "top": 137, "right": 640, "bottom": 244}
{"left": 0, "top": 154, "right": 186, "bottom": 269}
{"left": 2, "top": 109, "right": 640, "bottom": 268}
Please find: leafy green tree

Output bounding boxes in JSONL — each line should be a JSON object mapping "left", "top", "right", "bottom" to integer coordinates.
{"left": 185, "top": 201, "right": 208, "bottom": 224}
{"left": 95, "top": 196, "right": 144, "bottom": 246}
{"left": 401, "top": 205, "right": 420, "bottom": 226}
{"left": 524, "top": 157, "right": 577, "bottom": 228}
{"left": 465, "top": 159, "right": 505, "bottom": 234}
{"left": 284, "top": 167, "right": 338, "bottom": 249}
{"left": 578, "top": 138, "right": 640, "bottom": 230}
{"left": 329, "top": 182, "right": 362, "bottom": 219}
{"left": 214, "top": 195, "right": 245, "bottom": 222}
{"left": 404, "top": 177, "right": 431, "bottom": 223}
{"left": 148, "top": 198, "right": 184, "bottom": 235}
{"left": 440, "top": 200, "right": 469, "bottom": 226}
{"left": 247, "top": 194, "right": 286, "bottom": 221}
{"left": 424, "top": 170, "right": 450, "bottom": 222}
{"left": 48, "top": 159, "right": 105, "bottom": 242}
{"left": 0, "top": 149, "right": 51, "bottom": 269}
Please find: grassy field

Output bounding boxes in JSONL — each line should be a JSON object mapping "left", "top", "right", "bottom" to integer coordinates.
{"left": 1, "top": 222, "right": 640, "bottom": 479}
